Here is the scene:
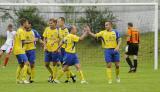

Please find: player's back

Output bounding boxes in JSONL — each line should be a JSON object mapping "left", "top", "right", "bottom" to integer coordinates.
{"left": 13, "top": 27, "right": 26, "bottom": 55}
{"left": 64, "top": 34, "right": 79, "bottom": 53}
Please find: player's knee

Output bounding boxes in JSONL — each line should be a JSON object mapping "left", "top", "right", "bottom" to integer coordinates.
{"left": 133, "top": 55, "right": 138, "bottom": 60}
{"left": 6, "top": 54, "right": 10, "bottom": 58}
{"left": 75, "top": 65, "right": 81, "bottom": 71}
{"left": 45, "top": 63, "right": 49, "bottom": 67}
{"left": 24, "top": 62, "right": 30, "bottom": 66}
{"left": 106, "top": 63, "right": 112, "bottom": 68}
{"left": 52, "top": 62, "right": 57, "bottom": 66}
{"left": 19, "top": 64, "right": 24, "bottom": 68}
{"left": 126, "top": 57, "right": 130, "bottom": 60}
{"left": 115, "top": 65, "right": 119, "bottom": 69}
{"left": 31, "top": 64, "right": 35, "bottom": 68}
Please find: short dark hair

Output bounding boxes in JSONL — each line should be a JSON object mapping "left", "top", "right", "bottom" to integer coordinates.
{"left": 19, "top": 18, "right": 27, "bottom": 26}
{"left": 106, "top": 21, "right": 113, "bottom": 25}
{"left": 59, "top": 17, "right": 65, "bottom": 22}
{"left": 28, "top": 20, "right": 32, "bottom": 25}
{"left": 128, "top": 22, "right": 133, "bottom": 27}
{"left": 8, "top": 24, "right": 13, "bottom": 28}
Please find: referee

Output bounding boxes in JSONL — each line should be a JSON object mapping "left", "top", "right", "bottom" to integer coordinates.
{"left": 125, "top": 22, "right": 140, "bottom": 73}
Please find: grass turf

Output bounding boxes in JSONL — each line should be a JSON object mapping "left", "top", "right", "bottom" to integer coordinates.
{"left": 0, "top": 32, "right": 160, "bottom": 92}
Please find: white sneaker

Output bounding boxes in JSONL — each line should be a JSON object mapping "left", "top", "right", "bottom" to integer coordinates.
{"left": 53, "top": 79, "right": 60, "bottom": 84}
{"left": 23, "top": 80, "right": 30, "bottom": 84}
{"left": 108, "top": 80, "right": 112, "bottom": 84}
{"left": 2, "top": 66, "right": 6, "bottom": 68}
{"left": 80, "top": 80, "right": 88, "bottom": 84}
{"left": 116, "top": 77, "right": 120, "bottom": 83}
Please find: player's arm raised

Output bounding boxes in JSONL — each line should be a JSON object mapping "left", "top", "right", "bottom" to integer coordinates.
{"left": 79, "top": 28, "right": 88, "bottom": 41}
{"left": 86, "top": 26, "right": 97, "bottom": 38}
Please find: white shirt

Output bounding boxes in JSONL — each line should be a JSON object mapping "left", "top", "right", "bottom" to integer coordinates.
{"left": 5, "top": 31, "right": 16, "bottom": 46}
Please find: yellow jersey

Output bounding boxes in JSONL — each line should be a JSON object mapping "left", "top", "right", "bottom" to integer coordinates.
{"left": 95, "top": 29, "right": 120, "bottom": 49}
{"left": 43, "top": 27, "right": 59, "bottom": 52}
{"left": 13, "top": 27, "right": 26, "bottom": 55}
{"left": 63, "top": 34, "right": 79, "bottom": 53}
{"left": 58, "top": 27, "right": 69, "bottom": 48}
{"left": 23, "top": 31, "right": 35, "bottom": 51}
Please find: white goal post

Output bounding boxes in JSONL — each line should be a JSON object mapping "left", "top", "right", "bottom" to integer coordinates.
{"left": 0, "top": 3, "right": 158, "bottom": 70}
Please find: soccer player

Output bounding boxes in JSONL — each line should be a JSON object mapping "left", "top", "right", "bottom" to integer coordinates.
{"left": 43, "top": 18, "right": 60, "bottom": 82}
{"left": 87, "top": 21, "right": 122, "bottom": 84}
{"left": 0, "top": 24, "right": 16, "bottom": 68}
{"left": 24, "top": 21, "right": 43, "bottom": 83}
{"left": 13, "top": 18, "right": 33, "bottom": 84}
{"left": 53, "top": 25, "right": 88, "bottom": 84}
{"left": 57, "top": 17, "right": 76, "bottom": 83}
{"left": 125, "top": 22, "right": 140, "bottom": 73}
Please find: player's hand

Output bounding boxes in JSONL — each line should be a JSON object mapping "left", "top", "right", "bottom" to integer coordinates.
{"left": 43, "top": 46, "right": 47, "bottom": 51}
{"left": 54, "top": 49, "right": 60, "bottom": 53}
{"left": 114, "top": 46, "right": 120, "bottom": 52}
{"left": 34, "top": 38, "right": 38, "bottom": 41}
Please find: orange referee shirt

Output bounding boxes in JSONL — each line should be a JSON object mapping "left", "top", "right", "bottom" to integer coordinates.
{"left": 127, "top": 27, "right": 140, "bottom": 44}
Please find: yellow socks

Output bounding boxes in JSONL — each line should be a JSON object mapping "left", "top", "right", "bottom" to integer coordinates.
{"left": 52, "top": 66, "right": 58, "bottom": 80}
{"left": 57, "top": 69, "right": 65, "bottom": 80}
{"left": 115, "top": 68, "right": 119, "bottom": 77}
{"left": 66, "top": 70, "right": 71, "bottom": 80}
{"left": 31, "top": 68, "right": 35, "bottom": 81}
{"left": 22, "top": 64, "right": 29, "bottom": 81}
{"left": 16, "top": 65, "right": 22, "bottom": 81}
{"left": 78, "top": 70, "right": 85, "bottom": 81}
{"left": 106, "top": 68, "right": 112, "bottom": 81}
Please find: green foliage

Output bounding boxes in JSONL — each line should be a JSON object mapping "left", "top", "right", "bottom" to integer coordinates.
{"left": 14, "top": 7, "right": 47, "bottom": 35}
{"left": 60, "top": 6, "right": 76, "bottom": 24}
{"left": 78, "top": 6, "right": 117, "bottom": 33}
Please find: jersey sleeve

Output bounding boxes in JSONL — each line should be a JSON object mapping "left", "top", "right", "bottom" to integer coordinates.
{"left": 72, "top": 35, "right": 80, "bottom": 42}
{"left": 115, "top": 30, "right": 121, "bottom": 39}
{"left": 95, "top": 31, "right": 103, "bottom": 38}
{"left": 32, "top": 29, "right": 41, "bottom": 39}
{"left": 43, "top": 28, "right": 47, "bottom": 38}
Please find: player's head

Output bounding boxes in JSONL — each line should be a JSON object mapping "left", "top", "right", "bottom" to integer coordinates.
{"left": 57, "top": 17, "right": 65, "bottom": 27}
{"left": 26, "top": 21, "right": 32, "bottom": 31}
{"left": 7, "top": 24, "right": 13, "bottom": 32}
{"left": 69, "top": 25, "right": 77, "bottom": 34}
{"left": 128, "top": 22, "right": 133, "bottom": 29}
{"left": 19, "top": 18, "right": 28, "bottom": 28}
{"left": 105, "top": 21, "right": 112, "bottom": 31}
{"left": 49, "top": 18, "right": 57, "bottom": 29}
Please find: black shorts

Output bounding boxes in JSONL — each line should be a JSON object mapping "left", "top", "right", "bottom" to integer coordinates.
{"left": 125, "top": 44, "right": 139, "bottom": 55}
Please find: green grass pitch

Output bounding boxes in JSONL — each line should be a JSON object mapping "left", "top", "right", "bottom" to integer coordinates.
{"left": 0, "top": 32, "right": 160, "bottom": 92}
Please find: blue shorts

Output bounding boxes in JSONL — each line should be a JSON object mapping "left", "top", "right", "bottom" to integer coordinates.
{"left": 26, "top": 50, "right": 36, "bottom": 65}
{"left": 44, "top": 51, "right": 59, "bottom": 62}
{"left": 63, "top": 53, "right": 79, "bottom": 66}
{"left": 59, "top": 48, "right": 66, "bottom": 63}
{"left": 104, "top": 49, "right": 120, "bottom": 62}
{"left": 16, "top": 54, "right": 28, "bottom": 64}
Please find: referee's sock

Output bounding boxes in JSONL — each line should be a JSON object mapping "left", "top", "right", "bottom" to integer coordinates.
{"left": 126, "top": 57, "right": 133, "bottom": 69}
{"left": 133, "top": 59, "right": 137, "bottom": 71}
